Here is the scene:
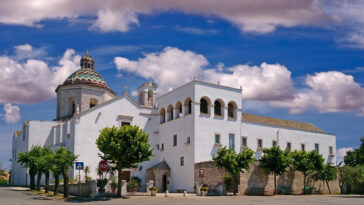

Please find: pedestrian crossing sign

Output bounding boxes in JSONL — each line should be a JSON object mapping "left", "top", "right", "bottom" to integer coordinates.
{"left": 75, "top": 162, "right": 84, "bottom": 170}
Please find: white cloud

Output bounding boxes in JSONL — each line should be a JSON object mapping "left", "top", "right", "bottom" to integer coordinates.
{"left": 115, "top": 47, "right": 295, "bottom": 101}
{"left": 175, "top": 26, "right": 219, "bottom": 35}
{"left": 115, "top": 47, "right": 364, "bottom": 115}
{"left": 0, "top": 0, "right": 331, "bottom": 34}
{"left": 336, "top": 147, "right": 354, "bottom": 164}
{"left": 270, "top": 71, "right": 364, "bottom": 115}
{"left": 13, "top": 44, "right": 47, "bottom": 60}
{"left": 3, "top": 103, "right": 20, "bottom": 123}
{"left": 0, "top": 44, "right": 80, "bottom": 104}
{"left": 131, "top": 90, "right": 138, "bottom": 97}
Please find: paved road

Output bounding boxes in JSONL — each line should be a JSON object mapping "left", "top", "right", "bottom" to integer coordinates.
{"left": 1, "top": 187, "right": 363, "bottom": 205}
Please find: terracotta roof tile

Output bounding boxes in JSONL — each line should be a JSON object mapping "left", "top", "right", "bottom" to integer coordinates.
{"left": 242, "top": 113, "right": 326, "bottom": 133}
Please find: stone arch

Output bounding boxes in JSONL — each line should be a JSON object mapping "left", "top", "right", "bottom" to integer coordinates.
{"left": 214, "top": 98, "right": 225, "bottom": 117}
{"left": 228, "top": 101, "right": 237, "bottom": 119}
{"left": 147, "top": 90, "right": 153, "bottom": 106}
{"left": 184, "top": 97, "right": 192, "bottom": 115}
{"left": 160, "top": 108, "right": 166, "bottom": 124}
{"left": 90, "top": 98, "right": 98, "bottom": 108}
{"left": 200, "top": 96, "right": 211, "bottom": 114}
{"left": 175, "top": 101, "right": 182, "bottom": 118}
{"left": 69, "top": 97, "right": 75, "bottom": 116}
{"left": 167, "top": 104, "right": 174, "bottom": 121}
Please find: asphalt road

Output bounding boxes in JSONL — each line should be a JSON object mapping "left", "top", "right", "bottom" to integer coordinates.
{"left": 0, "top": 187, "right": 363, "bottom": 205}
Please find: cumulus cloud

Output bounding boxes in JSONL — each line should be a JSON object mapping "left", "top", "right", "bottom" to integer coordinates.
{"left": 115, "top": 47, "right": 364, "bottom": 115}
{"left": 336, "top": 147, "right": 354, "bottom": 164}
{"left": 270, "top": 71, "right": 364, "bottom": 115}
{"left": 131, "top": 90, "right": 138, "bottom": 97}
{"left": 0, "top": 0, "right": 331, "bottom": 34}
{"left": 0, "top": 44, "right": 80, "bottom": 104}
{"left": 3, "top": 103, "right": 20, "bottom": 123}
{"left": 115, "top": 47, "right": 295, "bottom": 101}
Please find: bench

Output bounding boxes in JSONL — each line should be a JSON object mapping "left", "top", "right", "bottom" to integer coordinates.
{"left": 277, "top": 186, "right": 293, "bottom": 195}
{"left": 304, "top": 186, "right": 317, "bottom": 194}
{"left": 248, "top": 187, "right": 266, "bottom": 196}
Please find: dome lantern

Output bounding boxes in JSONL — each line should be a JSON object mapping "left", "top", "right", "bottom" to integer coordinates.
{"left": 80, "top": 50, "right": 94, "bottom": 70}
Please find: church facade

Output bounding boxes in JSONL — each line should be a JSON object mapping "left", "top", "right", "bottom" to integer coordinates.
{"left": 11, "top": 53, "right": 336, "bottom": 192}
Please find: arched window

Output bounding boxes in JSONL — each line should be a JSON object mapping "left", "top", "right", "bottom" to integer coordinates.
{"left": 184, "top": 98, "right": 192, "bottom": 115}
{"left": 90, "top": 98, "right": 98, "bottom": 108}
{"left": 147, "top": 90, "right": 153, "bottom": 106}
{"left": 69, "top": 97, "right": 75, "bottom": 116}
{"left": 214, "top": 99, "right": 224, "bottom": 116}
{"left": 228, "top": 101, "right": 237, "bottom": 118}
{"left": 200, "top": 97, "right": 210, "bottom": 114}
{"left": 175, "top": 101, "right": 182, "bottom": 118}
{"left": 160, "top": 108, "right": 166, "bottom": 124}
{"left": 167, "top": 105, "right": 174, "bottom": 121}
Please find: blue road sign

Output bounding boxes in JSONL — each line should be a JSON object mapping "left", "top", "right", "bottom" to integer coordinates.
{"left": 75, "top": 162, "right": 84, "bottom": 170}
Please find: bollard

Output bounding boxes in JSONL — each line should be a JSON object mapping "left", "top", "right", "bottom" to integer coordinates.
{"left": 183, "top": 190, "right": 187, "bottom": 197}
{"left": 165, "top": 190, "right": 169, "bottom": 197}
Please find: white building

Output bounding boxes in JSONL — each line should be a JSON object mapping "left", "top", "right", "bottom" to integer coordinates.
{"left": 11, "top": 53, "right": 336, "bottom": 192}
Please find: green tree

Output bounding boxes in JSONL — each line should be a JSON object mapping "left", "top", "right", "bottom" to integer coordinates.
{"left": 213, "top": 147, "right": 254, "bottom": 195}
{"left": 53, "top": 146, "right": 78, "bottom": 198}
{"left": 39, "top": 147, "right": 54, "bottom": 193}
{"left": 96, "top": 125, "right": 153, "bottom": 197}
{"left": 291, "top": 150, "right": 324, "bottom": 194}
{"left": 84, "top": 166, "right": 90, "bottom": 183}
{"left": 344, "top": 137, "right": 364, "bottom": 166}
{"left": 259, "top": 146, "right": 292, "bottom": 195}
{"left": 337, "top": 165, "right": 364, "bottom": 194}
{"left": 17, "top": 146, "right": 42, "bottom": 190}
{"left": 312, "top": 164, "right": 337, "bottom": 194}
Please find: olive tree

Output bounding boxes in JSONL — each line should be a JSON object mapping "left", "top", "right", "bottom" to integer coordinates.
{"left": 259, "top": 146, "right": 291, "bottom": 195}
{"left": 312, "top": 164, "right": 337, "bottom": 194}
{"left": 291, "top": 150, "right": 324, "bottom": 194}
{"left": 213, "top": 147, "right": 254, "bottom": 195}
{"left": 17, "top": 146, "right": 42, "bottom": 190}
{"left": 96, "top": 125, "right": 153, "bottom": 197}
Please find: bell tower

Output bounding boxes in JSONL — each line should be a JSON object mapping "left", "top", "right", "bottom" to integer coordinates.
{"left": 138, "top": 81, "right": 157, "bottom": 108}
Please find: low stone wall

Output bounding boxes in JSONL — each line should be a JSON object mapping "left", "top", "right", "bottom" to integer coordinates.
{"left": 195, "top": 161, "right": 340, "bottom": 195}
{"left": 49, "top": 180, "right": 97, "bottom": 198}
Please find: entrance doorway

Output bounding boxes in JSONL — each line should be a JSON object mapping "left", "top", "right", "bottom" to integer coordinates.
{"left": 162, "top": 174, "right": 167, "bottom": 192}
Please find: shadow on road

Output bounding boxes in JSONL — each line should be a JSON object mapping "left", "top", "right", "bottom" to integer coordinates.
{"left": 333, "top": 195, "right": 364, "bottom": 199}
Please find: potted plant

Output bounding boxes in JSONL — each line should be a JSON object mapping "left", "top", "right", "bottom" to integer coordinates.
{"left": 97, "top": 179, "right": 107, "bottom": 193}
{"left": 128, "top": 179, "right": 139, "bottom": 192}
{"left": 150, "top": 186, "right": 158, "bottom": 196}
{"left": 110, "top": 178, "right": 117, "bottom": 193}
{"left": 200, "top": 185, "right": 208, "bottom": 196}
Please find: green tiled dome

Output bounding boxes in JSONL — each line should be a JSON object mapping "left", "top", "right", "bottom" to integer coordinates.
{"left": 62, "top": 68, "right": 110, "bottom": 89}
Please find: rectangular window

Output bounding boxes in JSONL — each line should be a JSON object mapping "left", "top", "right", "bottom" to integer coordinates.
{"left": 121, "top": 121, "right": 131, "bottom": 127}
{"left": 186, "top": 137, "right": 191, "bottom": 144}
{"left": 161, "top": 143, "right": 164, "bottom": 150}
{"left": 301, "top": 144, "right": 305, "bottom": 151}
{"left": 173, "top": 135, "right": 177, "bottom": 146}
{"left": 329, "top": 146, "right": 333, "bottom": 155}
{"left": 215, "top": 134, "right": 220, "bottom": 144}
{"left": 272, "top": 140, "right": 277, "bottom": 147}
{"left": 242, "top": 137, "right": 247, "bottom": 147}
{"left": 258, "top": 139, "right": 263, "bottom": 149}
{"left": 157, "top": 144, "right": 160, "bottom": 150}
{"left": 180, "top": 156, "right": 184, "bottom": 166}
{"left": 229, "top": 134, "right": 235, "bottom": 150}
{"left": 315, "top": 143, "right": 319, "bottom": 153}
{"left": 286, "top": 142, "right": 291, "bottom": 151}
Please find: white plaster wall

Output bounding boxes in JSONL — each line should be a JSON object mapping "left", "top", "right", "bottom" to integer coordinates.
{"left": 73, "top": 94, "right": 156, "bottom": 182}
{"left": 156, "top": 82, "right": 195, "bottom": 192}
{"left": 194, "top": 82, "right": 243, "bottom": 163}
{"left": 241, "top": 122, "right": 336, "bottom": 164}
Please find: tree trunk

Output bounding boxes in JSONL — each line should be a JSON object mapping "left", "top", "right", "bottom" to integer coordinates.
{"left": 303, "top": 174, "right": 306, "bottom": 195}
{"left": 325, "top": 180, "right": 331, "bottom": 194}
{"left": 36, "top": 170, "right": 42, "bottom": 191}
{"left": 117, "top": 168, "right": 122, "bottom": 197}
{"left": 54, "top": 175, "right": 59, "bottom": 196}
{"left": 45, "top": 171, "right": 49, "bottom": 193}
{"left": 29, "top": 170, "right": 35, "bottom": 190}
{"left": 274, "top": 173, "right": 277, "bottom": 195}
{"left": 62, "top": 171, "right": 69, "bottom": 198}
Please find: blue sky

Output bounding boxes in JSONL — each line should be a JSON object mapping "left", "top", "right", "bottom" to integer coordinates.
{"left": 0, "top": 0, "right": 364, "bottom": 170}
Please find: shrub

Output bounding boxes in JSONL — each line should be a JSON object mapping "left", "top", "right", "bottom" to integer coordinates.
{"left": 0, "top": 178, "right": 8, "bottom": 185}
{"left": 128, "top": 179, "right": 139, "bottom": 189}
{"left": 223, "top": 175, "right": 233, "bottom": 191}
{"left": 97, "top": 179, "right": 108, "bottom": 189}
{"left": 200, "top": 185, "right": 208, "bottom": 192}
{"left": 131, "top": 176, "right": 141, "bottom": 187}
{"left": 150, "top": 186, "right": 158, "bottom": 192}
